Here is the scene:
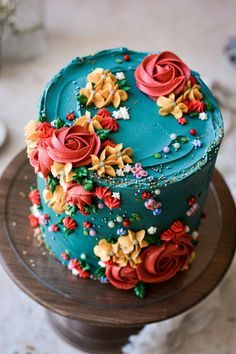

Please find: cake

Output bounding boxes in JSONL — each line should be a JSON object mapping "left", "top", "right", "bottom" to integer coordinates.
{"left": 25, "top": 48, "right": 223, "bottom": 297}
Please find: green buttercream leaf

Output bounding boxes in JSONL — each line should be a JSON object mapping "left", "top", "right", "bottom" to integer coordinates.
{"left": 63, "top": 226, "right": 73, "bottom": 236}
{"left": 80, "top": 259, "right": 90, "bottom": 271}
{"left": 77, "top": 94, "right": 88, "bottom": 105}
{"left": 53, "top": 118, "right": 66, "bottom": 128}
{"left": 134, "top": 282, "right": 146, "bottom": 299}
{"left": 96, "top": 129, "right": 110, "bottom": 140}
{"left": 38, "top": 115, "right": 47, "bottom": 122}
{"left": 47, "top": 174, "right": 59, "bottom": 193}
{"left": 82, "top": 179, "right": 94, "bottom": 191}
{"left": 205, "top": 100, "right": 214, "bottom": 111}
{"left": 106, "top": 237, "right": 117, "bottom": 244}
{"left": 74, "top": 166, "right": 89, "bottom": 177}
{"left": 118, "top": 79, "right": 127, "bottom": 87}
{"left": 84, "top": 204, "right": 97, "bottom": 214}
{"left": 145, "top": 234, "right": 158, "bottom": 244}
{"left": 122, "top": 86, "right": 131, "bottom": 92}
{"left": 189, "top": 111, "right": 199, "bottom": 117}
{"left": 95, "top": 266, "right": 106, "bottom": 278}
{"left": 66, "top": 204, "right": 78, "bottom": 217}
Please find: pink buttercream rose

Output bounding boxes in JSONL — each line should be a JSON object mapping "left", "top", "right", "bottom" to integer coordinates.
{"left": 135, "top": 51, "right": 190, "bottom": 99}
{"left": 29, "top": 146, "right": 53, "bottom": 178}
{"left": 66, "top": 183, "right": 94, "bottom": 212}
{"left": 47, "top": 125, "right": 101, "bottom": 166}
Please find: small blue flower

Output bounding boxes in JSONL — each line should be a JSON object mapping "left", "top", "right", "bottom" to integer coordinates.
{"left": 192, "top": 139, "right": 202, "bottom": 149}
{"left": 100, "top": 277, "right": 109, "bottom": 283}
{"left": 117, "top": 227, "right": 126, "bottom": 236}
{"left": 153, "top": 208, "right": 162, "bottom": 216}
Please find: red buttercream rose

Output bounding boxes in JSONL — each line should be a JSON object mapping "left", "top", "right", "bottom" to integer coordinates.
{"left": 135, "top": 51, "right": 190, "bottom": 99}
{"left": 28, "top": 188, "right": 41, "bottom": 205}
{"left": 66, "top": 183, "right": 94, "bottom": 212}
{"left": 47, "top": 125, "right": 101, "bottom": 166}
{"left": 29, "top": 146, "right": 53, "bottom": 178}
{"left": 137, "top": 241, "right": 193, "bottom": 283}
{"left": 106, "top": 264, "right": 139, "bottom": 290}
{"left": 63, "top": 216, "right": 77, "bottom": 230}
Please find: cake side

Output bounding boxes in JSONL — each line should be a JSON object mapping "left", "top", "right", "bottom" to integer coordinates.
{"left": 26, "top": 48, "right": 223, "bottom": 296}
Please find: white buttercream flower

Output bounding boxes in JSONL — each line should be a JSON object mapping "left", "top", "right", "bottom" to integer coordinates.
{"left": 112, "top": 106, "right": 130, "bottom": 120}
{"left": 147, "top": 226, "right": 157, "bottom": 235}
{"left": 112, "top": 192, "right": 120, "bottom": 200}
{"left": 199, "top": 112, "right": 208, "bottom": 120}
{"left": 116, "top": 169, "right": 125, "bottom": 177}
{"left": 115, "top": 72, "right": 126, "bottom": 80}
{"left": 123, "top": 164, "right": 132, "bottom": 173}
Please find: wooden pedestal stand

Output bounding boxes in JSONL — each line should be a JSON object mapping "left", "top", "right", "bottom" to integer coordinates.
{"left": 0, "top": 151, "right": 236, "bottom": 354}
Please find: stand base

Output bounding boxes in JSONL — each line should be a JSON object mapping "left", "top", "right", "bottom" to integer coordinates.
{"left": 47, "top": 311, "right": 142, "bottom": 354}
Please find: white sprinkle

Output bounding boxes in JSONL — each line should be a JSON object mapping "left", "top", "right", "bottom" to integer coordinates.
{"left": 108, "top": 220, "right": 115, "bottom": 228}
{"left": 147, "top": 226, "right": 157, "bottom": 235}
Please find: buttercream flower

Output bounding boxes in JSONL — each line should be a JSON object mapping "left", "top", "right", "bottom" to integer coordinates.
{"left": 137, "top": 242, "right": 193, "bottom": 283}
{"left": 47, "top": 125, "right": 100, "bottom": 166}
{"left": 187, "top": 99, "right": 206, "bottom": 113}
{"left": 89, "top": 148, "right": 118, "bottom": 177}
{"left": 29, "top": 146, "right": 53, "bottom": 178}
{"left": 63, "top": 216, "right": 77, "bottom": 230}
{"left": 116, "top": 230, "right": 148, "bottom": 268}
{"left": 28, "top": 188, "right": 41, "bottom": 205}
{"left": 28, "top": 214, "right": 39, "bottom": 228}
{"left": 97, "top": 108, "right": 111, "bottom": 118}
{"left": 80, "top": 68, "right": 128, "bottom": 108}
{"left": 100, "top": 139, "right": 116, "bottom": 150}
{"left": 135, "top": 51, "right": 190, "bottom": 100}
{"left": 181, "top": 80, "right": 203, "bottom": 102}
{"left": 106, "top": 144, "right": 133, "bottom": 169}
{"left": 106, "top": 264, "right": 139, "bottom": 290}
{"left": 95, "top": 186, "right": 112, "bottom": 199}
{"left": 157, "top": 93, "right": 188, "bottom": 119}
{"left": 74, "top": 111, "right": 103, "bottom": 133}
{"left": 25, "top": 120, "right": 54, "bottom": 152}
{"left": 104, "top": 196, "right": 121, "bottom": 210}
{"left": 100, "top": 115, "right": 119, "bottom": 132}
{"left": 94, "top": 239, "right": 115, "bottom": 262}
{"left": 43, "top": 185, "right": 67, "bottom": 213}
{"left": 66, "top": 183, "right": 94, "bottom": 212}
{"left": 51, "top": 161, "right": 75, "bottom": 188}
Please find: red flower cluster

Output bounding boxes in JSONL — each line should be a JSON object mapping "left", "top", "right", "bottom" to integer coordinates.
{"left": 98, "top": 109, "right": 119, "bottom": 132}
{"left": 95, "top": 186, "right": 120, "bottom": 209}
{"left": 187, "top": 99, "right": 206, "bottom": 113}
{"left": 66, "top": 183, "right": 94, "bottom": 214}
{"left": 28, "top": 214, "right": 39, "bottom": 228}
{"left": 105, "top": 220, "right": 194, "bottom": 290}
{"left": 63, "top": 216, "right": 77, "bottom": 230}
{"left": 68, "top": 259, "right": 90, "bottom": 279}
{"left": 28, "top": 188, "right": 41, "bottom": 205}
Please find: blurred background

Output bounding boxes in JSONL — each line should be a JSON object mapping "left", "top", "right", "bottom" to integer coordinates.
{"left": 0, "top": 1, "right": 236, "bottom": 353}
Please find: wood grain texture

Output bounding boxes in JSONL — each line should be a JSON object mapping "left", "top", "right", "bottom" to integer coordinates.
{"left": 0, "top": 150, "right": 236, "bottom": 328}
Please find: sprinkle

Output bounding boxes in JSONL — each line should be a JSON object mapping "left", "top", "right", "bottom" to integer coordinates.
{"left": 180, "top": 137, "right": 188, "bottom": 143}
{"left": 80, "top": 253, "right": 87, "bottom": 260}
{"left": 116, "top": 215, "right": 123, "bottom": 222}
{"left": 89, "top": 229, "right": 97, "bottom": 237}
{"left": 153, "top": 208, "right": 162, "bottom": 216}
{"left": 108, "top": 220, "right": 115, "bottom": 228}
{"left": 116, "top": 169, "right": 124, "bottom": 177}
{"left": 163, "top": 146, "right": 170, "bottom": 154}
{"left": 199, "top": 112, "right": 208, "bottom": 120}
{"left": 192, "top": 231, "right": 199, "bottom": 240}
{"left": 190, "top": 128, "right": 197, "bottom": 136}
{"left": 147, "top": 226, "right": 157, "bottom": 234}
{"left": 170, "top": 133, "right": 177, "bottom": 140}
{"left": 115, "top": 58, "right": 123, "bottom": 64}
{"left": 123, "top": 54, "right": 130, "bottom": 61}
{"left": 98, "top": 201, "right": 105, "bottom": 209}
{"left": 178, "top": 117, "right": 187, "bottom": 125}
{"left": 154, "top": 189, "right": 161, "bottom": 195}
{"left": 115, "top": 72, "right": 125, "bottom": 80}
{"left": 154, "top": 153, "right": 162, "bottom": 159}
{"left": 173, "top": 142, "right": 180, "bottom": 150}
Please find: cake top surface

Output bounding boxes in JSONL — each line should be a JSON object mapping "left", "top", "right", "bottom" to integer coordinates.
{"left": 36, "top": 47, "right": 223, "bottom": 189}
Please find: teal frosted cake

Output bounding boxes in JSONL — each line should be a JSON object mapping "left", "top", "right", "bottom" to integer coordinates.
{"left": 25, "top": 48, "right": 223, "bottom": 296}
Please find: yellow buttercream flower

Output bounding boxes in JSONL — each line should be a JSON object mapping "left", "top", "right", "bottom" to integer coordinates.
{"left": 106, "top": 143, "right": 133, "bottom": 169}
{"left": 93, "top": 230, "right": 148, "bottom": 268}
{"left": 89, "top": 147, "right": 117, "bottom": 177}
{"left": 24, "top": 120, "right": 38, "bottom": 154}
{"left": 74, "top": 111, "right": 103, "bottom": 133}
{"left": 50, "top": 162, "right": 75, "bottom": 189}
{"left": 43, "top": 185, "right": 66, "bottom": 214}
{"left": 80, "top": 68, "right": 128, "bottom": 109}
{"left": 180, "top": 80, "right": 203, "bottom": 101}
{"left": 157, "top": 93, "right": 188, "bottom": 119}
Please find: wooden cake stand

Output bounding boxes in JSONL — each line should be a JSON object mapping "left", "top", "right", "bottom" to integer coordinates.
{"left": 0, "top": 150, "right": 236, "bottom": 354}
